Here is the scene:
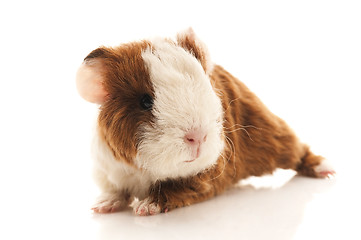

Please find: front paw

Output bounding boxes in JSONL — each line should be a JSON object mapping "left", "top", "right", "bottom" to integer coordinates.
{"left": 130, "top": 197, "right": 164, "bottom": 216}
{"left": 92, "top": 193, "right": 128, "bottom": 213}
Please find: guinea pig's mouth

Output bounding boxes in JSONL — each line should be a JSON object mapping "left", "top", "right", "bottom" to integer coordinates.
{"left": 184, "top": 159, "right": 196, "bottom": 163}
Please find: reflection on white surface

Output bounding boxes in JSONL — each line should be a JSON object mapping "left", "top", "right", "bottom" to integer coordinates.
{"left": 87, "top": 173, "right": 349, "bottom": 240}
{"left": 3, "top": 165, "right": 358, "bottom": 240}
{"left": 92, "top": 174, "right": 321, "bottom": 239}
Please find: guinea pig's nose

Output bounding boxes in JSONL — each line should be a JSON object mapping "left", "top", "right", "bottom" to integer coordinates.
{"left": 184, "top": 129, "right": 207, "bottom": 146}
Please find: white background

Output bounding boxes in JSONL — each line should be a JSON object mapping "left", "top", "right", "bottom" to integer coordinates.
{"left": 1, "top": 0, "right": 360, "bottom": 239}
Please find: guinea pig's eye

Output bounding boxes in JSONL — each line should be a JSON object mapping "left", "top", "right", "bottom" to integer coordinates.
{"left": 140, "top": 94, "right": 154, "bottom": 110}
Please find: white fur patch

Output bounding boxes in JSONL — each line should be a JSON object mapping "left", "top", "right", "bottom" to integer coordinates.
{"left": 135, "top": 39, "right": 224, "bottom": 180}
{"left": 92, "top": 132, "right": 154, "bottom": 199}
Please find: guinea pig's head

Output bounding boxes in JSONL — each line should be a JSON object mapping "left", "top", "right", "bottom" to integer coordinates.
{"left": 76, "top": 29, "right": 224, "bottom": 180}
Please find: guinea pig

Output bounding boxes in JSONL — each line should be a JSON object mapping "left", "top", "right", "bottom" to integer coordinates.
{"left": 76, "top": 28, "right": 335, "bottom": 216}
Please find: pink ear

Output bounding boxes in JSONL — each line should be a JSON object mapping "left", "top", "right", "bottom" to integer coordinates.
{"left": 76, "top": 60, "right": 108, "bottom": 104}
{"left": 177, "top": 28, "right": 213, "bottom": 74}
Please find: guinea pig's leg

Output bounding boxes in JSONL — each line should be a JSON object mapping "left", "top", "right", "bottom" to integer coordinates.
{"left": 91, "top": 169, "right": 131, "bottom": 213}
{"left": 131, "top": 177, "right": 218, "bottom": 216}
{"left": 296, "top": 145, "right": 336, "bottom": 178}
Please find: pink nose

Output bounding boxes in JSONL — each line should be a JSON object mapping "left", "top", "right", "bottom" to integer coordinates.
{"left": 184, "top": 130, "right": 207, "bottom": 146}
{"left": 184, "top": 129, "right": 207, "bottom": 159}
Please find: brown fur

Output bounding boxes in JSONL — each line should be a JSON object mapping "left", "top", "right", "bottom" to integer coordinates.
{"left": 85, "top": 41, "right": 155, "bottom": 166}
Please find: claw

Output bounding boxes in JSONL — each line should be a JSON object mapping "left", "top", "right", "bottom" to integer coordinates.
{"left": 131, "top": 197, "right": 161, "bottom": 216}
{"left": 317, "top": 170, "right": 336, "bottom": 179}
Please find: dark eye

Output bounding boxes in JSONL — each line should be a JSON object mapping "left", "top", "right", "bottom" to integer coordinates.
{"left": 140, "top": 94, "right": 154, "bottom": 110}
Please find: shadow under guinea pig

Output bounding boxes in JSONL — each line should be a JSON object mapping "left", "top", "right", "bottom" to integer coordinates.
{"left": 92, "top": 170, "right": 336, "bottom": 240}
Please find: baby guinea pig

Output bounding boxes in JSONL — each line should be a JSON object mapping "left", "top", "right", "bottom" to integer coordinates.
{"left": 76, "top": 28, "right": 335, "bottom": 216}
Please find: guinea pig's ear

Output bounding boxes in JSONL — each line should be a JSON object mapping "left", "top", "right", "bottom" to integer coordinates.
{"left": 177, "top": 28, "right": 213, "bottom": 74}
{"left": 76, "top": 48, "right": 109, "bottom": 104}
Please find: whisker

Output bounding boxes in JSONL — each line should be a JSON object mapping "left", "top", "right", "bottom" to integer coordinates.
{"left": 224, "top": 123, "right": 263, "bottom": 142}
{"left": 208, "top": 152, "right": 227, "bottom": 182}
{"left": 224, "top": 97, "right": 242, "bottom": 112}
{"left": 207, "top": 134, "right": 236, "bottom": 182}
{"left": 225, "top": 135, "right": 237, "bottom": 178}
{"left": 224, "top": 134, "right": 235, "bottom": 161}
{"left": 225, "top": 128, "right": 254, "bottom": 142}
{"left": 224, "top": 124, "right": 262, "bottom": 131}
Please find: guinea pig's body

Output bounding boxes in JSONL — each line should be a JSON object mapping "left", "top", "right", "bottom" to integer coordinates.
{"left": 76, "top": 29, "right": 334, "bottom": 216}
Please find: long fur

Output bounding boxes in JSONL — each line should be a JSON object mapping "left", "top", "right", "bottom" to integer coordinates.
{"left": 76, "top": 29, "right": 334, "bottom": 215}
